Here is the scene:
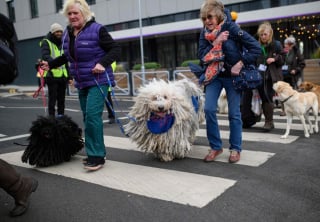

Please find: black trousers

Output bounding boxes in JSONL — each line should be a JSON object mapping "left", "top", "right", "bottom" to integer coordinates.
{"left": 46, "top": 77, "right": 67, "bottom": 116}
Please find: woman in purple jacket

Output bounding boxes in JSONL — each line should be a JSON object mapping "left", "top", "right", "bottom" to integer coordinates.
{"left": 41, "top": 0, "right": 120, "bottom": 171}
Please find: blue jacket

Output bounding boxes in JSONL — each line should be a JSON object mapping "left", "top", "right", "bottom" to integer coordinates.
{"left": 63, "top": 22, "right": 115, "bottom": 89}
{"left": 198, "top": 9, "right": 261, "bottom": 77}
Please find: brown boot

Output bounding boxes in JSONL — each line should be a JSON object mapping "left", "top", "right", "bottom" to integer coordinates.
{"left": 262, "top": 103, "right": 275, "bottom": 131}
{"left": 0, "top": 159, "right": 38, "bottom": 217}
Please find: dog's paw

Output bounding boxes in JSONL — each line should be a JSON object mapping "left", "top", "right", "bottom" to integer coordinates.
{"left": 159, "top": 154, "right": 174, "bottom": 162}
{"left": 309, "top": 128, "right": 314, "bottom": 134}
{"left": 304, "top": 133, "right": 310, "bottom": 138}
{"left": 280, "top": 135, "right": 288, "bottom": 139}
{"left": 314, "top": 126, "right": 319, "bottom": 133}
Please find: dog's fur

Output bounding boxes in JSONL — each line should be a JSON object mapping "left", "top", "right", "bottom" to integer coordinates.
{"left": 125, "top": 78, "right": 205, "bottom": 161}
{"left": 273, "top": 81, "right": 319, "bottom": 138}
{"left": 218, "top": 88, "right": 228, "bottom": 114}
{"left": 22, "top": 115, "right": 84, "bottom": 167}
{"left": 298, "top": 81, "right": 320, "bottom": 109}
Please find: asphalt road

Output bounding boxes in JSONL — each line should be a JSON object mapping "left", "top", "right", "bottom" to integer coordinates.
{"left": 0, "top": 94, "right": 319, "bottom": 222}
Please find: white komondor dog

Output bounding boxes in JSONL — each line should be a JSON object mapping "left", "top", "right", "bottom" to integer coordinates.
{"left": 125, "top": 77, "right": 205, "bottom": 161}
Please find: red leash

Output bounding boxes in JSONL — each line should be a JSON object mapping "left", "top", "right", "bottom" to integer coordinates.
{"left": 33, "top": 66, "right": 47, "bottom": 114}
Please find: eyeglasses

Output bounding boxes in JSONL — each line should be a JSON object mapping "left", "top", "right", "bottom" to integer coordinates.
{"left": 202, "top": 14, "right": 214, "bottom": 21}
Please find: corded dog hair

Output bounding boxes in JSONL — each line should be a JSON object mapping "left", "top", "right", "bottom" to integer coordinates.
{"left": 125, "top": 77, "right": 205, "bottom": 162}
{"left": 22, "top": 115, "right": 84, "bottom": 167}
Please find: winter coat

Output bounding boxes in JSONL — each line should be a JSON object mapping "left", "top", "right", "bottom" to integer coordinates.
{"left": 49, "top": 19, "right": 121, "bottom": 89}
{"left": 198, "top": 9, "right": 261, "bottom": 78}
{"left": 285, "top": 45, "right": 305, "bottom": 77}
{"left": 256, "top": 40, "right": 285, "bottom": 83}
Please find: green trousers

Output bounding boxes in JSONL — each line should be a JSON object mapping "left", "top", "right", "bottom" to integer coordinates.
{"left": 78, "top": 85, "right": 107, "bottom": 158}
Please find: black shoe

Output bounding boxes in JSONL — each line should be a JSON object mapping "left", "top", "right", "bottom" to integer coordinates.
{"left": 263, "top": 122, "right": 274, "bottom": 132}
{"left": 108, "top": 117, "right": 115, "bottom": 124}
{"left": 83, "top": 157, "right": 105, "bottom": 171}
{"left": 82, "top": 156, "right": 106, "bottom": 164}
{"left": 84, "top": 162, "right": 104, "bottom": 171}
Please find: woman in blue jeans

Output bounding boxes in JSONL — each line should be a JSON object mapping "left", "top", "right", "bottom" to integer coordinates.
{"left": 198, "top": 0, "right": 260, "bottom": 163}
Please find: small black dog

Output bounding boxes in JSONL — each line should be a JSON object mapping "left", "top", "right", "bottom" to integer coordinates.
{"left": 22, "top": 115, "right": 84, "bottom": 167}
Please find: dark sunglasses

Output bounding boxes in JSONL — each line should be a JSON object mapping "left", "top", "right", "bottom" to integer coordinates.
{"left": 202, "top": 14, "right": 214, "bottom": 21}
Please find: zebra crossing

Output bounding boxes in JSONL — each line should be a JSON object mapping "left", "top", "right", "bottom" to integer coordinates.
{"left": 0, "top": 111, "right": 308, "bottom": 208}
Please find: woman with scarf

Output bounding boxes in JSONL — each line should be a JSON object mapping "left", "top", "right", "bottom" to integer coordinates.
{"left": 198, "top": 0, "right": 260, "bottom": 163}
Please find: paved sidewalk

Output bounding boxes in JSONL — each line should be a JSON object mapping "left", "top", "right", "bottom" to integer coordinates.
{"left": 0, "top": 85, "right": 39, "bottom": 97}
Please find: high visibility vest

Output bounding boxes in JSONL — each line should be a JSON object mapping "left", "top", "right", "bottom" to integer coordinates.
{"left": 111, "top": 61, "right": 116, "bottom": 72}
{"left": 109, "top": 61, "right": 117, "bottom": 91}
{"left": 40, "top": 39, "right": 68, "bottom": 78}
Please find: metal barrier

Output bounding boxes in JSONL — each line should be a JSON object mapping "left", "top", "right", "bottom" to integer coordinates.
{"left": 67, "top": 72, "right": 131, "bottom": 96}
{"left": 113, "top": 72, "right": 130, "bottom": 95}
{"left": 66, "top": 70, "right": 199, "bottom": 96}
{"left": 131, "top": 70, "right": 169, "bottom": 95}
{"left": 173, "top": 69, "right": 197, "bottom": 81}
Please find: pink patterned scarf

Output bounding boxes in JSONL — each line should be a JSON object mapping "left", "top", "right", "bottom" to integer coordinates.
{"left": 202, "top": 23, "right": 225, "bottom": 85}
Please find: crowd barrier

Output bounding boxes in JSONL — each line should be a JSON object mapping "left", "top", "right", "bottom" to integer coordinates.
{"left": 67, "top": 69, "right": 197, "bottom": 96}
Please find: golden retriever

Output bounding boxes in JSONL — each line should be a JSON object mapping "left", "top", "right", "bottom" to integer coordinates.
{"left": 273, "top": 81, "right": 318, "bottom": 138}
{"left": 298, "top": 81, "right": 320, "bottom": 109}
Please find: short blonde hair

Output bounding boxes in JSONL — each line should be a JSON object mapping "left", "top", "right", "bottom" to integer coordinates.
{"left": 200, "top": 0, "right": 225, "bottom": 25}
{"left": 257, "top": 22, "right": 274, "bottom": 45}
{"left": 62, "top": 0, "right": 94, "bottom": 23}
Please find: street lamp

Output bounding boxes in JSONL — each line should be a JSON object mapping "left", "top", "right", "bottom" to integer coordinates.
{"left": 138, "top": 0, "right": 145, "bottom": 85}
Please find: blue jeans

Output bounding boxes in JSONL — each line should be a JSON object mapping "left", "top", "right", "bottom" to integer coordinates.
{"left": 78, "top": 85, "right": 107, "bottom": 158}
{"left": 204, "top": 77, "right": 242, "bottom": 152}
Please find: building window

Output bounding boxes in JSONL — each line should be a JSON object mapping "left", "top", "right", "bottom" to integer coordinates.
{"left": 55, "top": 0, "right": 63, "bottom": 13}
{"left": 86, "top": 0, "right": 96, "bottom": 5}
{"left": 6, "top": 0, "right": 16, "bottom": 22}
{"left": 30, "top": 0, "right": 39, "bottom": 18}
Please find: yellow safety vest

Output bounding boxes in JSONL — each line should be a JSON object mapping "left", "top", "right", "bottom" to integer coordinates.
{"left": 111, "top": 61, "right": 116, "bottom": 72}
{"left": 109, "top": 61, "right": 117, "bottom": 91}
{"left": 40, "top": 39, "right": 68, "bottom": 78}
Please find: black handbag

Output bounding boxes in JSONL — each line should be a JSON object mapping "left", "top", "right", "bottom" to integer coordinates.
{"left": 233, "top": 65, "right": 262, "bottom": 91}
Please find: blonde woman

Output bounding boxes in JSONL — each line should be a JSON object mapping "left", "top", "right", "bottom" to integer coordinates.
{"left": 198, "top": 0, "right": 260, "bottom": 163}
{"left": 41, "top": 0, "right": 121, "bottom": 171}
{"left": 256, "top": 22, "right": 284, "bottom": 130}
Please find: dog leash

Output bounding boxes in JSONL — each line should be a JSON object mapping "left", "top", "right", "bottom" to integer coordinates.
{"left": 94, "top": 74, "right": 129, "bottom": 137}
{"left": 33, "top": 66, "right": 47, "bottom": 114}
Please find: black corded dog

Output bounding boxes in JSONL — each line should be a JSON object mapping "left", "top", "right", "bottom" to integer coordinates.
{"left": 22, "top": 115, "right": 84, "bottom": 167}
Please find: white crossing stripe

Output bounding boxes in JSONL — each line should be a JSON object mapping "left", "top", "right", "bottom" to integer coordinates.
{"left": 216, "top": 119, "right": 315, "bottom": 131}
{"left": 0, "top": 151, "right": 236, "bottom": 208}
{"left": 189, "top": 146, "right": 274, "bottom": 167}
{"left": 0, "top": 134, "right": 6, "bottom": 137}
{"left": 0, "top": 134, "right": 30, "bottom": 142}
{"left": 104, "top": 136, "right": 275, "bottom": 167}
{"left": 196, "top": 129, "right": 298, "bottom": 144}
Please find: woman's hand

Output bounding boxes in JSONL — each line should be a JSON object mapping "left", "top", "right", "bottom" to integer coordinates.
{"left": 92, "top": 63, "right": 105, "bottom": 74}
{"left": 40, "top": 61, "right": 49, "bottom": 71}
{"left": 231, "top": 60, "right": 244, "bottom": 75}
{"left": 213, "top": 31, "right": 229, "bottom": 45}
{"left": 290, "top": 69, "right": 296, "bottom": 75}
{"left": 266, "top": 57, "right": 275, "bottom": 65}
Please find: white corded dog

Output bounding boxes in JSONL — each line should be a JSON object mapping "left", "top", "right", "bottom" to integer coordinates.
{"left": 125, "top": 76, "right": 205, "bottom": 161}
{"left": 218, "top": 88, "right": 228, "bottom": 114}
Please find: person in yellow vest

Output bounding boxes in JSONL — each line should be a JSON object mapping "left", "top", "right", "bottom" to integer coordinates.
{"left": 106, "top": 61, "right": 117, "bottom": 124}
{"left": 40, "top": 23, "right": 69, "bottom": 117}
